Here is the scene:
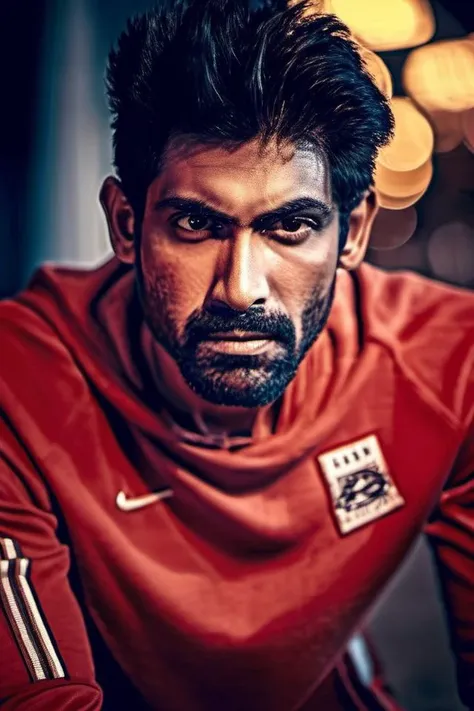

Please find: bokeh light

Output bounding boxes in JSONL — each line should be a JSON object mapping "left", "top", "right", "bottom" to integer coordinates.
{"left": 377, "top": 98, "right": 434, "bottom": 171}
{"left": 427, "top": 222, "right": 474, "bottom": 284}
{"left": 424, "top": 110, "right": 464, "bottom": 153}
{"left": 359, "top": 45, "right": 393, "bottom": 98}
{"left": 375, "top": 159, "right": 433, "bottom": 198}
{"left": 402, "top": 38, "right": 474, "bottom": 112}
{"left": 328, "top": 0, "right": 435, "bottom": 51}
{"left": 369, "top": 206, "right": 418, "bottom": 250}
{"left": 462, "top": 108, "right": 474, "bottom": 152}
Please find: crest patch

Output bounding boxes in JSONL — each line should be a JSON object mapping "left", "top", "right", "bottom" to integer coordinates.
{"left": 318, "top": 434, "right": 404, "bottom": 535}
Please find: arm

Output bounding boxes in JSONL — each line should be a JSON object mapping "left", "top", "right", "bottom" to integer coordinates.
{"left": 0, "top": 422, "right": 103, "bottom": 709}
{"left": 425, "top": 420, "right": 474, "bottom": 711}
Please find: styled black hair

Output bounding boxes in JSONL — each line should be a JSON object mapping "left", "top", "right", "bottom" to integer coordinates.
{"left": 106, "top": 0, "right": 394, "bottom": 242}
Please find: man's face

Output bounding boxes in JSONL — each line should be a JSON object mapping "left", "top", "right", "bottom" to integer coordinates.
{"left": 131, "top": 140, "right": 342, "bottom": 407}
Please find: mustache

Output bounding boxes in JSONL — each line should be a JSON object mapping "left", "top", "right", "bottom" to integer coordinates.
{"left": 184, "top": 308, "right": 296, "bottom": 345}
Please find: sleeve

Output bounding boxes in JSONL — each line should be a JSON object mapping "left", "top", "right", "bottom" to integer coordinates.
{"left": 424, "top": 417, "right": 474, "bottom": 711}
{"left": 0, "top": 418, "right": 103, "bottom": 709}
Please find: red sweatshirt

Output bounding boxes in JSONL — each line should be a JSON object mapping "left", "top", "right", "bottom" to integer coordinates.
{"left": 0, "top": 257, "right": 473, "bottom": 710}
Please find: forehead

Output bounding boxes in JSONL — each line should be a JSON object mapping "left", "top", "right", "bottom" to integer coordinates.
{"left": 146, "top": 139, "right": 332, "bottom": 216}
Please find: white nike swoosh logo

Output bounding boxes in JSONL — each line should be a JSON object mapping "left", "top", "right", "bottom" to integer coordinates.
{"left": 116, "top": 489, "right": 174, "bottom": 512}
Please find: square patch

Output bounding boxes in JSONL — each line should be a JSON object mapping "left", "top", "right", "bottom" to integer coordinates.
{"left": 318, "top": 434, "right": 405, "bottom": 535}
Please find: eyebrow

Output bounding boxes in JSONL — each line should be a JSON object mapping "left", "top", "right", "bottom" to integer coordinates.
{"left": 153, "top": 195, "right": 335, "bottom": 228}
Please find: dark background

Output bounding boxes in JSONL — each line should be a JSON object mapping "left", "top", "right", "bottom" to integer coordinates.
{"left": 1, "top": 2, "right": 473, "bottom": 708}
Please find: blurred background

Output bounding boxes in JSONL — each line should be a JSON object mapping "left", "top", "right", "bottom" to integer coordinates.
{"left": 1, "top": 1, "right": 473, "bottom": 708}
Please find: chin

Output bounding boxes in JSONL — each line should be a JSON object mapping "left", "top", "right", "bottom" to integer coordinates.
{"left": 181, "top": 361, "right": 299, "bottom": 408}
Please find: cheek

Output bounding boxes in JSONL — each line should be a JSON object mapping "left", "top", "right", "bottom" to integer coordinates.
{"left": 139, "top": 238, "right": 215, "bottom": 329}
{"left": 276, "top": 235, "right": 338, "bottom": 318}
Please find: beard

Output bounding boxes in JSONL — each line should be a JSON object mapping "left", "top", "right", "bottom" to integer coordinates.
{"left": 137, "top": 264, "right": 337, "bottom": 408}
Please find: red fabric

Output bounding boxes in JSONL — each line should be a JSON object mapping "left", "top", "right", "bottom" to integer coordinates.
{"left": 1, "top": 256, "right": 473, "bottom": 710}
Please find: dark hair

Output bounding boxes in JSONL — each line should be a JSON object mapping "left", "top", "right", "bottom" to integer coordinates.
{"left": 106, "top": 0, "right": 394, "bottom": 245}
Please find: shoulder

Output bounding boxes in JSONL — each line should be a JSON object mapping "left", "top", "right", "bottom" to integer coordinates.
{"left": 358, "top": 262, "right": 474, "bottom": 332}
{"left": 0, "top": 266, "right": 94, "bottom": 436}
{"left": 358, "top": 263, "right": 474, "bottom": 424}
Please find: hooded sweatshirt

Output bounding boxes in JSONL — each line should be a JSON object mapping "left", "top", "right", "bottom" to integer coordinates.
{"left": 0, "top": 256, "right": 473, "bottom": 711}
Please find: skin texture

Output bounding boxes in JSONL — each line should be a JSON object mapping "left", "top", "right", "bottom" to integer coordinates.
{"left": 101, "top": 138, "right": 378, "bottom": 436}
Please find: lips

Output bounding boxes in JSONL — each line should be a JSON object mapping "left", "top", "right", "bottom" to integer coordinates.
{"left": 205, "top": 331, "right": 273, "bottom": 341}
{"left": 202, "top": 335, "right": 273, "bottom": 355}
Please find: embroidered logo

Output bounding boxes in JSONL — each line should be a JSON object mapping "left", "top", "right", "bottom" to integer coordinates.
{"left": 317, "top": 434, "right": 404, "bottom": 535}
{"left": 116, "top": 489, "right": 173, "bottom": 512}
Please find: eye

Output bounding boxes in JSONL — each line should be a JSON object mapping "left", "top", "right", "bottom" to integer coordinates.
{"left": 174, "top": 215, "right": 214, "bottom": 232}
{"left": 268, "top": 216, "right": 321, "bottom": 242}
{"left": 278, "top": 218, "right": 308, "bottom": 232}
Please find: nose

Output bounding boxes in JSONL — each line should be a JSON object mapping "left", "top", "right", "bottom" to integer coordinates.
{"left": 211, "top": 230, "right": 270, "bottom": 312}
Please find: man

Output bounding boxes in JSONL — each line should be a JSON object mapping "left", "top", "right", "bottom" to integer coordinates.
{"left": 0, "top": 1, "right": 473, "bottom": 709}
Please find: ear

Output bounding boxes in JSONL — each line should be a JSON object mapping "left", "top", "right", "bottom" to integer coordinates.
{"left": 99, "top": 176, "right": 136, "bottom": 265}
{"left": 338, "top": 189, "right": 379, "bottom": 271}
